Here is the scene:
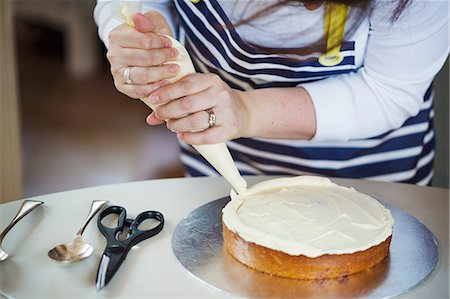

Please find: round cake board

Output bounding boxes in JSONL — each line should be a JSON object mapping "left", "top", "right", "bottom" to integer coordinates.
{"left": 172, "top": 197, "right": 438, "bottom": 298}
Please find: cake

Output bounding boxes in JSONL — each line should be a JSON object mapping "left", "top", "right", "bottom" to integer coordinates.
{"left": 222, "top": 176, "right": 394, "bottom": 280}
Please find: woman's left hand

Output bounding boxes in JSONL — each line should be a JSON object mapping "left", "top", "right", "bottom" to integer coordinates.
{"left": 145, "top": 73, "right": 250, "bottom": 145}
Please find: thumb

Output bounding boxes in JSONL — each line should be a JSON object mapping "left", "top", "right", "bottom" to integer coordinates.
{"left": 133, "top": 12, "right": 172, "bottom": 36}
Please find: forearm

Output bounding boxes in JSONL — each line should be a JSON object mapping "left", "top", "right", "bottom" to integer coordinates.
{"left": 299, "top": 0, "right": 448, "bottom": 143}
{"left": 239, "top": 87, "right": 316, "bottom": 140}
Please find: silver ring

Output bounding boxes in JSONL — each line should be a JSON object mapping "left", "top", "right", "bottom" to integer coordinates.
{"left": 206, "top": 108, "right": 216, "bottom": 128}
{"left": 123, "top": 67, "right": 133, "bottom": 85}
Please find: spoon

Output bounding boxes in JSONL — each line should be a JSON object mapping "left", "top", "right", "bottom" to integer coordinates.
{"left": 48, "top": 200, "right": 108, "bottom": 263}
{"left": 0, "top": 200, "right": 44, "bottom": 261}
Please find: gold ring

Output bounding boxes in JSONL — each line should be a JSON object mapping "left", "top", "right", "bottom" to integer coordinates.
{"left": 206, "top": 108, "right": 216, "bottom": 128}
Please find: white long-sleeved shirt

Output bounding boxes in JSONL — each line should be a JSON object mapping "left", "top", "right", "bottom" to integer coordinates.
{"left": 94, "top": 0, "right": 449, "bottom": 142}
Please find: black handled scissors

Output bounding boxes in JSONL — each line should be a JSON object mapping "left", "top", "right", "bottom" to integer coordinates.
{"left": 95, "top": 205, "right": 164, "bottom": 290}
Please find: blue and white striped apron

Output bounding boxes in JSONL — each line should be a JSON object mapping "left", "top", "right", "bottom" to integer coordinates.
{"left": 173, "top": 0, "right": 435, "bottom": 186}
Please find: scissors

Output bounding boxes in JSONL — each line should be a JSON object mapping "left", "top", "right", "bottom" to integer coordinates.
{"left": 95, "top": 205, "right": 164, "bottom": 290}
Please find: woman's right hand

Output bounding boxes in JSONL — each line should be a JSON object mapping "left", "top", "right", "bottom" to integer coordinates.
{"left": 106, "top": 12, "right": 180, "bottom": 100}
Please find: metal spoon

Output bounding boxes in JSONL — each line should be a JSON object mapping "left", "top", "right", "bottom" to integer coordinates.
{"left": 0, "top": 200, "right": 44, "bottom": 261}
{"left": 48, "top": 200, "right": 108, "bottom": 263}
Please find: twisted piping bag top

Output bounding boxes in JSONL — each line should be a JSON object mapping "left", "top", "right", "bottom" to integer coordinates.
{"left": 117, "top": 5, "right": 247, "bottom": 194}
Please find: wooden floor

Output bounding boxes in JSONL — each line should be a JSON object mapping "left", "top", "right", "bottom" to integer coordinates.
{"left": 16, "top": 21, "right": 184, "bottom": 198}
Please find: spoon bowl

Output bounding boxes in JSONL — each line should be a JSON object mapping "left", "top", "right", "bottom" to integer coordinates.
{"left": 48, "top": 235, "right": 93, "bottom": 263}
{"left": 0, "top": 250, "right": 9, "bottom": 262}
{"left": 48, "top": 200, "right": 107, "bottom": 263}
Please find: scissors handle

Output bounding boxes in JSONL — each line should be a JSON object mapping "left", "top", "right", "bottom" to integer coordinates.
{"left": 97, "top": 206, "right": 164, "bottom": 249}
{"left": 97, "top": 206, "right": 126, "bottom": 242}
{"left": 128, "top": 210, "right": 164, "bottom": 247}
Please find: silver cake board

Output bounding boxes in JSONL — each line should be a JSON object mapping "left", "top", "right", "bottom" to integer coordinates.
{"left": 172, "top": 197, "right": 438, "bottom": 298}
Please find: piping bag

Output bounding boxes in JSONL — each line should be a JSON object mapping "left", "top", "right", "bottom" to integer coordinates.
{"left": 116, "top": 4, "right": 247, "bottom": 194}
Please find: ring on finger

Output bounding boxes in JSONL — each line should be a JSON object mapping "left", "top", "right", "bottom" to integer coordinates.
{"left": 123, "top": 67, "right": 133, "bottom": 85}
{"left": 206, "top": 108, "right": 216, "bottom": 128}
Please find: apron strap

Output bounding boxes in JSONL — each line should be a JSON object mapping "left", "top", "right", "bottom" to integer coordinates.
{"left": 318, "top": 2, "right": 348, "bottom": 66}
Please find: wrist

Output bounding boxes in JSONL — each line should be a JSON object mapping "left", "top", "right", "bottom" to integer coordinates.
{"left": 233, "top": 89, "right": 257, "bottom": 139}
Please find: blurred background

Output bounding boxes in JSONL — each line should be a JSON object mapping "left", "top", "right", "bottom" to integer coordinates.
{"left": 1, "top": 1, "right": 448, "bottom": 203}
{"left": 1, "top": 0, "right": 184, "bottom": 202}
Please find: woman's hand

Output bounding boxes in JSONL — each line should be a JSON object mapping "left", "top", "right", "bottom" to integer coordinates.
{"left": 106, "top": 12, "right": 180, "bottom": 99}
{"left": 146, "top": 73, "right": 252, "bottom": 145}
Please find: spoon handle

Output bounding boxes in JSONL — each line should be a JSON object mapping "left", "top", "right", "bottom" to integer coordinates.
{"left": 76, "top": 200, "right": 108, "bottom": 236}
{"left": 0, "top": 200, "right": 44, "bottom": 240}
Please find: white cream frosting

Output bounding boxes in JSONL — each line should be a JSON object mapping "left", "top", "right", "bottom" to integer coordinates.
{"left": 222, "top": 176, "right": 394, "bottom": 258}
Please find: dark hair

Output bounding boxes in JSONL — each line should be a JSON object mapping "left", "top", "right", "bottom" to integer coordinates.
{"left": 301, "top": 0, "right": 411, "bottom": 21}
{"left": 230, "top": 0, "right": 411, "bottom": 56}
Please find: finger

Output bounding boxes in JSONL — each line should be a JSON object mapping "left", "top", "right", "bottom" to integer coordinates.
{"left": 177, "top": 126, "right": 228, "bottom": 145}
{"left": 117, "top": 65, "right": 179, "bottom": 85}
{"left": 121, "top": 31, "right": 170, "bottom": 50}
{"left": 155, "top": 94, "right": 212, "bottom": 120}
{"left": 115, "top": 80, "right": 170, "bottom": 99}
{"left": 135, "top": 12, "right": 172, "bottom": 36}
{"left": 148, "top": 73, "right": 218, "bottom": 106}
{"left": 146, "top": 112, "right": 165, "bottom": 126}
{"left": 108, "top": 47, "right": 178, "bottom": 68}
{"left": 166, "top": 110, "right": 213, "bottom": 133}
{"left": 109, "top": 25, "right": 169, "bottom": 50}
{"left": 133, "top": 12, "right": 155, "bottom": 32}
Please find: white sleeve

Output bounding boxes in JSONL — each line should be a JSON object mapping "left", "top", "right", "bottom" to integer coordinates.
{"left": 94, "top": 0, "right": 177, "bottom": 49}
{"left": 301, "top": 0, "right": 449, "bottom": 142}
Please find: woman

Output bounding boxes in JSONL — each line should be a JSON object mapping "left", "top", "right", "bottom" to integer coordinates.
{"left": 94, "top": 0, "right": 449, "bottom": 185}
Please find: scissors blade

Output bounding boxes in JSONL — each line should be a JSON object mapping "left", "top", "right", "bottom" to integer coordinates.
{"left": 96, "top": 253, "right": 110, "bottom": 290}
{"left": 96, "top": 249, "right": 128, "bottom": 290}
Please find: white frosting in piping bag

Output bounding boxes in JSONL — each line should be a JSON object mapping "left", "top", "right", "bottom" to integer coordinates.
{"left": 223, "top": 176, "right": 394, "bottom": 257}
{"left": 145, "top": 36, "right": 247, "bottom": 195}
{"left": 117, "top": 6, "right": 247, "bottom": 194}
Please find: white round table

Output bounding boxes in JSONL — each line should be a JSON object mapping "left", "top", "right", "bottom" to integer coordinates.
{"left": 0, "top": 176, "right": 448, "bottom": 298}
